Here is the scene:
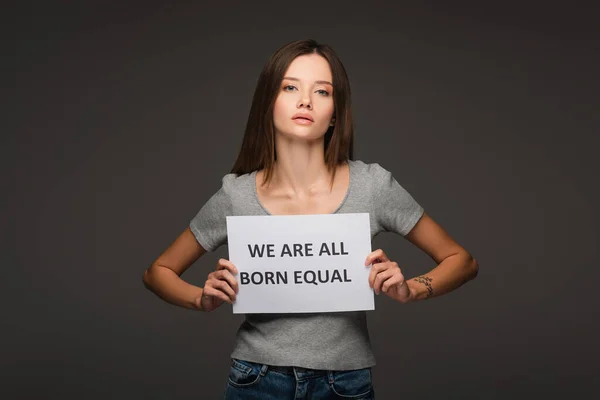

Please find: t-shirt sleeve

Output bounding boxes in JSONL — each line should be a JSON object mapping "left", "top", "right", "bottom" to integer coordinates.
{"left": 372, "top": 163, "right": 424, "bottom": 236}
{"left": 189, "top": 178, "right": 233, "bottom": 252}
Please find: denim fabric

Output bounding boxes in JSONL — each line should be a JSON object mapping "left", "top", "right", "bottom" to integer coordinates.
{"left": 223, "top": 358, "right": 375, "bottom": 399}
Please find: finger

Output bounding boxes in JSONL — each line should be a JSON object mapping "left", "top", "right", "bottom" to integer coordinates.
{"left": 368, "top": 261, "right": 390, "bottom": 288}
{"left": 216, "top": 269, "right": 239, "bottom": 293}
{"left": 203, "top": 286, "right": 232, "bottom": 305}
{"left": 368, "top": 262, "right": 380, "bottom": 288}
{"left": 211, "top": 279, "right": 236, "bottom": 302}
{"left": 217, "top": 258, "right": 238, "bottom": 275}
{"left": 365, "top": 249, "right": 390, "bottom": 266}
{"left": 381, "top": 275, "right": 404, "bottom": 293}
{"left": 373, "top": 268, "right": 396, "bottom": 295}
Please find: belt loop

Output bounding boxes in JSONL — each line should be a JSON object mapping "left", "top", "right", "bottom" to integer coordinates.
{"left": 260, "top": 364, "right": 269, "bottom": 376}
{"left": 328, "top": 371, "right": 334, "bottom": 384}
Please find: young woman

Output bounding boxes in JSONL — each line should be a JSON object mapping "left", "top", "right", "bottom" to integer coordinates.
{"left": 143, "top": 39, "right": 479, "bottom": 400}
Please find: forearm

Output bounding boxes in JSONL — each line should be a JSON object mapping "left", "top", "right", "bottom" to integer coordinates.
{"left": 143, "top": 265, "right": 203, "bottom": 310}
{"left": 406, "top": 252, "right": 478, "bottom": 302}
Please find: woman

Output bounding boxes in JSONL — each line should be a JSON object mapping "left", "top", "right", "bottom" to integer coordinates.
{"left": 143, "top": 39, "right": 479, "bottom": 399}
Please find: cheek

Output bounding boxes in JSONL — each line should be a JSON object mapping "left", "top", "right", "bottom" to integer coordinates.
{"left": 272, "top": 98, "right": 292, "bottom": 132}
{"left": 318, "top": 99, "right": 335, "bottom": 121}
{"left": 273, "top": 96, "right": 289, "bottom": 121}
{"left": 327, "top": 102, "right": 335, "bottom": 117}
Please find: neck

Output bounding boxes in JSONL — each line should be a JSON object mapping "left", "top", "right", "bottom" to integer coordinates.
{"left": 271, "top": 134, "right": 331, "bottom": 197}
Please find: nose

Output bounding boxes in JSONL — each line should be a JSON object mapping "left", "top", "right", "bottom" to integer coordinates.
{"left": 297, "top": 94, "right": 312, "bottom": 109}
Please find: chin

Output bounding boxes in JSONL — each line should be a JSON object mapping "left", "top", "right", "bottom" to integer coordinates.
{"left": 277, "top": 129, "right": 326, "bottom": 142}
{"left": 276, "top": 124, "right": 328, "bottom": 142}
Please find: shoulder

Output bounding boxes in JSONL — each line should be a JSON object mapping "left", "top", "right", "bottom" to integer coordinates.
{"left": 349, "top": 159, "right": 392, "bottom": 181}
{"left": 192, "top": 171, "right": 256, "bottom": 218}
{"left": 212, "top": 171, "right": 256, "bottom": 209}
{"left": 219, "top": 171, "right": 255, "bottom": 193}
{"left": 350, "top": 159, "right": 418, "bottom": 201}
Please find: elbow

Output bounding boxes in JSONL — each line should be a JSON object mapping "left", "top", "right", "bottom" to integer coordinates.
{"left": 468, "top": 256, "right": 479, "bottom": 281}
{"left": 143, "top": 263, "right": 171, "bottom": 291}
{"left": 457, "top": 251, "right": 478, "bottom": 283}
{"left": 142, "top": 266, "right": 154, "bottom": 290}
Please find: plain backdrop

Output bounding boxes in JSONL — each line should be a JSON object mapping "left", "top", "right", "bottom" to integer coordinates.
{"left": 6, "top": 1, "right": 600, "bottom": 399}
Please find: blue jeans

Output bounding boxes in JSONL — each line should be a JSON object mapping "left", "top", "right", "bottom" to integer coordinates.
{"left": 223, "top": 358, "right": 375, "bottom": 399}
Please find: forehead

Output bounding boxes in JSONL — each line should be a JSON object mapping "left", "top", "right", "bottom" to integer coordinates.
{"left": 284, "top": 54, "right": 332, "bottom": 82}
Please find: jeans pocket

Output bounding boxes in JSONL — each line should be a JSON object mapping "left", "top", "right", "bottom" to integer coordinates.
{"left": 227, "top": 358, "right": 263, "bottom": 388}
{"left": 330, "top": 368, "right": 373, "bottom": 398}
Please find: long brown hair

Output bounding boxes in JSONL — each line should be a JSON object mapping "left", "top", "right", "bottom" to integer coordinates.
{"left": 230, "top": 39, "right": 354, "bottom": 185}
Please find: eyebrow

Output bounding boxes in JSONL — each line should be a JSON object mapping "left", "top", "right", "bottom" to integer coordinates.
{"left": 283, "top": 76, "right": 333, "bottom": 86}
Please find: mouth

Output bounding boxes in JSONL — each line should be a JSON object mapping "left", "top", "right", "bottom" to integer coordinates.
{"left": 292, "top": 114, "right": 314, "bottom": 122}
{"left": 292, "top": 117, "right": 314, "bottom": 125}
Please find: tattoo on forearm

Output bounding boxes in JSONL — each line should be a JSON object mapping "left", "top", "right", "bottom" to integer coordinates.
{"left": 414, "top": 276, "right": 434, "bottom": 298}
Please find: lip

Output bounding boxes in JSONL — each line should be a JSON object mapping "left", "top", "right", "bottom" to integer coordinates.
{"left": 292, "top": 113, "right": 314, "bottom": 122}
{"left": 293, "top": 118, "right": 313, "bottom": 125}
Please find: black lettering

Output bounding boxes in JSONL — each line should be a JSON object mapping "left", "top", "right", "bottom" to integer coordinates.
{"left": 319, "top": 242, "right": 331, "bottom": 256}
{"left": 247, "top": 244, "right": 266, "bottom": 258}
{"left": 276, "top": 271, "right": 288, "bottom": 284}
{"left": 293, "top": 243, "right": 304, "bottom": 257}
{"left": 240, "top": 272, "right": 250, "bottom": 285}
{"left": 281, "top": 244, "right": 293, "bottom": 257}
{"left": 305, "top": 243, "right": 313, "bottom": 256}
{"left": 294, "top": 270, "right": 302, "bottom": 284}
{"left": 331, "top": 269, "right": 343, "bottom": 283}
{"left": 341, "top": 242, "right": 348, "bottom": 255}
{"left": 331, "top": 242, "right": 340, "bottom": 256}
{"left": 251, "top": 272, "right": 263, "bottom": 285}
{"left": 343, "top": 269, "right": 352, "bottom": 282}
{"left": 267, "top": 244, "right": 275, "bottom": 257}
{"left": 265, "top": 271, "right": 275, "bottom": 285}
{"left": 304, "top": 270, "right": 318, "bottom": 285}
{"left": 317, "top": 270, "right": 330, "bottom": 283}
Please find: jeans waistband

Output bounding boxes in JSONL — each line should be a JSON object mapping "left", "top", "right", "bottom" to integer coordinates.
{"left": 268, "top": 365, "right": 328, "bottom": 377}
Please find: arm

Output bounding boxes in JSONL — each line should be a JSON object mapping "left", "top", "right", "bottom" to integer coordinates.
{"left": 403, "top": 212, "right": 479, "bottom": 302}
{"left": 142, "top": 227, "right": 207, "bottom": 310}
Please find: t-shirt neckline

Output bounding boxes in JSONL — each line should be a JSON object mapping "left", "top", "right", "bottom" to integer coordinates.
{"left": 252, "top": 160, "right": 354, "bottom": 216}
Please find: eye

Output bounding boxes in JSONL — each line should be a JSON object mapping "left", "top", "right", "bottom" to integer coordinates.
{"left": 283, "top": 85, "right": 297, "bottom": 91}
{"left": 316, "top": 89, "right": 330, "bottom": 96}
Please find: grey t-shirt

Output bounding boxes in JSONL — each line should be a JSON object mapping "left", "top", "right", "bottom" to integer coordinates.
{"left": 189, "top": 159, "right": 424, "bottom": 370}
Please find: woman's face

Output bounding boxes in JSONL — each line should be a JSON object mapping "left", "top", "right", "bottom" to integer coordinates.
{"left": 273, "top": 54, "right": 335, "bottom": 142}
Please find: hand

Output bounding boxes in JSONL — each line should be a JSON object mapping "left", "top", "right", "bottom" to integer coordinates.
{"left": 365, "top": 249, "right": 412, "bottom": 303}
{"left": 197, "top": 258, "right": 239, "bottom": 312}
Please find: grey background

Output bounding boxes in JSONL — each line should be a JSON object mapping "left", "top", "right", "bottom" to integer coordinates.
{"left": 7, "top": 1, "right": 599, "bottom": 399}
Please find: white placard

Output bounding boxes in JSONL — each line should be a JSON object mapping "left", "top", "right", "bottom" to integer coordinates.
{"left": 226, "top": 213, "right": 374, "bottom": 314}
